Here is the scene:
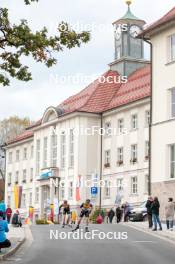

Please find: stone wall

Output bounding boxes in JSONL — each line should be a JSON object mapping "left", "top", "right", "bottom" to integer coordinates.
{"left": 152, "top": 180, "right": 175, "bottom": 220}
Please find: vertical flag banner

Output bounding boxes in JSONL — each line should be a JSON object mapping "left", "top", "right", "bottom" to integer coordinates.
{"left": 76, "top": 175, "right": 81, "bottom": 201}
{"left": 13, "top": 186, "right": 23, "bottom": 208}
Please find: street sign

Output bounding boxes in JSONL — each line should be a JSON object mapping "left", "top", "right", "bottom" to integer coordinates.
{"left": 91, "top": 187, "right": 98, "bottom": 195}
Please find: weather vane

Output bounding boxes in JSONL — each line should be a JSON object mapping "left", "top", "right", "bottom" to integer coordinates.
{"left": 125, "top": 0, "right": 132, "bottom": 6}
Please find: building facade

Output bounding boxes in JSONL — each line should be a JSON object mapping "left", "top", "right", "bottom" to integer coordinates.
{"left": 141, "top": 7, "right": 175, "bottom": 217}
{"left": 5, "top": 3, "right": 151, "bottom": 219}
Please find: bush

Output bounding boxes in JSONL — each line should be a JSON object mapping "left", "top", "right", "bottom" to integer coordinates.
{"left": 36, "top": 219, "right": 49, "bottom": 225}
{"left": 91, "top": 208, "right": 106, "bottom": 224}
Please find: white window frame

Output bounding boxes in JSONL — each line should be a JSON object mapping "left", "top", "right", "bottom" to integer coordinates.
{"left": 104, "top": 180, "right": 110, "bottom": 198}
{"left": 104, "top": 150, "right": 111, "bottom": 167}
{"left": 8, "top": 152, "right": 12, "bottom": 164}
{"left": 36, "top": 139, "right": 40, "bottom": 176}
{"left": 116, "top": 178, "right": 123, "bottom": 193}
{"left": 104, "top": 122, "right": 112, "bottom": 137}
{"left": 69, "top": 129, "right": 74, "bottom": 168}
{"left": 145, "top": 141, "right": 149, "bottom": 160}
{"left": 51, "top": 134, "right": 57, "bottom": 167}
{"left": 131, "top": 114, "right": 138, "bottom": 130}
{"left": 60, "top": 132, "right": 66, "bottom": 169}
{"left": 131, "top": 176, "right": 138, "bottom": 194}
{"left": 23, "top": 169, "right": 27, "bottom": 183}
{"left": 145, "top": 110, "right": 150, "bottom": 127}
{"left": 170, "top": 144, "right": 175, "bottom": 178}
{"left": 117, "top": 147, "right": 123, "bottom": 166}
{"left": 8, "top": 172, "right": 12, "bottom": 185}
{"left": 118, "top": 118, "right": 124, "bottom": 134}
{"left": 68, "top": 181, "right": 73, "bottom": 199}
{"left": 171, "top": 88, "right": 175, "bottom": 118}
{"left": 15, "top": 171, "right": 19, "bottom": 184}
{"left": 168, "top": 34, "right": 175, "bottom": 62}
{"left": 43, "top": 137, "right": 48, "bottom": 168}
{"left": 23, "top": 147, "right": 27, "bottom": 160}
{"left": 16, "top": 150, "right": 20, "bottom": 162}
{"left": 131, "top": 144, "right": 137, "bottom": 163}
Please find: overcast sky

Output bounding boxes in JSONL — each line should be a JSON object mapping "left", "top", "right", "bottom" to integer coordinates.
{"left": 0, "top": 0, "right": 175, "bottom": 121}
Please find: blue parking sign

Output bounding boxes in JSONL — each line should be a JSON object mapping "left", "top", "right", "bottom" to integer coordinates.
{"left": 91, "top": 187, "right": 98, "bottom": 195}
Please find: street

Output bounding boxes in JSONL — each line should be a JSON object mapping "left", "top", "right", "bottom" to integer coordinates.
{"left": 3, "top": 224, "right": 175, "bottom": 264}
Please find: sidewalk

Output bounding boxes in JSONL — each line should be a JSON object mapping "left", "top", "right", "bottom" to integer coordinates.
{"left": 0, "top": 225, "right": 26, "bottom": 260}
{"left": 123, "top": 221, "right": 175, "bottom": 244}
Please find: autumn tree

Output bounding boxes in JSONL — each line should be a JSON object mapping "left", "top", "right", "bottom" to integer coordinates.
{"left": 0, "top": 0, "right": 90, "bottom": 86}
{"left": 0, "top": 116, "right": 30, "bottom": 144}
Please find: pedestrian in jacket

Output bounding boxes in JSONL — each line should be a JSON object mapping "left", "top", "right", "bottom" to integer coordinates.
{"left": 116, "top": 206, "right": 122, "bottom": 223}
{"left": 6, "top": 206, "right": 12, "bottom": 224}
{"left": 0, "top": 200, "right": 6, "bottom": 220}
{"left": 165, "top": 198, "right": 175, "bottom": 230}
{"left": 0, "top": 211, "right": 11, "bottom": 252}
{"left": 146, "top": 196, "right": 153, "bottom": 228}
{"left": 151, "top": 197, "right": 162, "bottom": 231}
{"left": 108, "top": 208, "right": 115, "bottom": 223}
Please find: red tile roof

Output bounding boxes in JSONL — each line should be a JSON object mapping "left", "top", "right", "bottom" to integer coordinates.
{"left": 141, "top": 6, "right": 175, "bottom": 37}
{"left": 7, "top": 130, "right": 34, "bottom": 145}
{"left": 108, "top": 65, "right": 150, "bottom": 110}
{"left": 8, "top": 65, "right": 150, "bottom": 145}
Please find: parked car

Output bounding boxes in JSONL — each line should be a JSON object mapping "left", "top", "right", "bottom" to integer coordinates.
{"left": 129, "top": 201, "right": 148, "bottom": 222}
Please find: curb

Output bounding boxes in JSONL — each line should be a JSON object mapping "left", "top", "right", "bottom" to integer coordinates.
{"left": 0, "top": 227, "right": 27, "bottom": 261}
{"left": 122, "top": 223, "right": 175, "bottom": 245}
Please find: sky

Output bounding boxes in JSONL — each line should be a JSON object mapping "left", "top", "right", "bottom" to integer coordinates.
{"left": 0, "top": 0, "right": 175, "bottom": 121}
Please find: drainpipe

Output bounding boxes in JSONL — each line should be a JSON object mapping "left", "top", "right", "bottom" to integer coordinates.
{"left": 144, "top": 38, "right": 153, "bottom": 196}
{"left": 99, "top": 113, "right": 103, "bottom": 209}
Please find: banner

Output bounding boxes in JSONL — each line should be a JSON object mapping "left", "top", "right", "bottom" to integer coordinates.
{"left": 13, "top": 185, "right": 23, "bottom": 209}
{"left": 76, "top": 175, "right": 81, "bottom": 201}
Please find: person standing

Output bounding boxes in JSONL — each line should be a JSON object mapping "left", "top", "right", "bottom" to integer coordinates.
{"left": 108, "top": 208, "right": 115, "bottom": 224}
{"left": 0, "top": 211, "right": 11, "bottom": 252}
{"left": 116, "top": 206, "right": 122, "bottom": 223}
{"left": 0, "top": 200, "right": 6, "bottom": 220}
{"left": 122, "top": 202, "right": 130, "bottom": 222}
{"left": 151, "top": 197, "right": 162, "bottom": 231}
{"left": 6, "top": 206, "right": 12, "bottom": 224}
{"left": 146, "top": 197, "right": 153, "bottom": 228}
{"left": 165, "top": 198, "right": 175, "bottom": 231}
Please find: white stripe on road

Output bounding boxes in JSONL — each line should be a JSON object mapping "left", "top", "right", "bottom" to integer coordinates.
{"left": 133, "top": 241, "right": 157, "bottom": 243}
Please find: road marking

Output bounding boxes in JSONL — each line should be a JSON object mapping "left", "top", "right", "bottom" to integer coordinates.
{"left": 133, "top": 241, "right": 157, "bottom": 243}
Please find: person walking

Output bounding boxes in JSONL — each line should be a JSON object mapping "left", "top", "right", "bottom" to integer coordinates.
{"left": 6, "top": 206, "right": 12, "bottom": 224}
{"left": 122, "top": 202, "right": 130, "bottom": 222}
{"left": 151, "top": 197, "right": 162, "bottom": 231}
{"left": 165, "top": 198, "right": 175, "bottom": 231}
{"left": 0, "top": 200, "right": 6, "bottom": 220}
{"left": 108, "top": 208, "right": 115, "bottom": 224}
{"left": 116, "top": 206, "right": 122, "bottom": 223}
{"left": 0, "top": 211, "right": 11, "bottom": 252}
{"left": 146, "top": 196, "right": 153, "bottom": 228}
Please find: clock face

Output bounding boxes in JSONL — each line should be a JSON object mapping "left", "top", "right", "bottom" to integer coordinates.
{"left": 129, "top": 25, "right": 142, "bottom": 38}
{"left": 114, "top": 25, "right": 122, "bottom": 40}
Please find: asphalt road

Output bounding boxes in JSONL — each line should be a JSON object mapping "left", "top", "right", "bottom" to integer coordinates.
{"left": 3, "top": 224, "right": 175, "bottom": 264}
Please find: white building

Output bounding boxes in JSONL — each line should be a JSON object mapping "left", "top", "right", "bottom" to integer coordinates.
{"left": 5, "top": 3, "right": 151, "bottom": 219}
{"left": 141, "top": 7, "right": 175, "bottom": 217}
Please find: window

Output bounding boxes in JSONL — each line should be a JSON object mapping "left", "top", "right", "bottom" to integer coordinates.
{"left": 21, "top": 194, "right": 26, "bottom": 208}
{"left": 35, "top": 187, "right": 39, "bottom": 203}
{"left": 15, "top": 171, "right": 19, "bottom": 184}
{"left": 68, "top": 181, "right": 73, "bottom": 199}
{"left": 145, "top": 110, "right": 150, "bottom": 127}
{"left": 51, "top": 134, "right": 57, "bottom": 167}
{"left": 30, "top": 145, "right": 34, "bottom": 159}
{"left": 60, "top": 132, "right": 66, "bottom": 169}
{"left": 104, "top": 122, "right": 111, "bottom": 136}
{"left": 69, "top": 129, "right": 74, "bottom": 168}
{"left": 8, "top": 152, "right": 12, "bottom": 164}
{"left": 116, "top": 178, "right": 123, "bottom": 193}
{"left": 30, "top": 168, "right": 33, "bottom": 182}
{"left": 131, "top": 114, "right": 138, "bottom": 130}
{"left": 145, "top": 141, "right": 149, "bottom": 160}
{"left": 36, "top": 139, "right": 40, "bottom": 176}
{"left": 116, "top": 46, "right": 121, "bottom": 59}
{"left": 23, "top": 148, "right": 27, "bottom": 160}
{"left": 118, "top": 119, "right": 124, "bottom": 134}
{"left": 8, "top": 173, "right": 12, "bottom": 186}
{"left": 171, "top": 88, "right": 175, "bottom": 117}
{"left": 170, "top": 144, "right": 175, "bottom": 178}
{"left": 23, "top": 169, "right": 27, "bottom": 183}
{"left": 169, "top": 34, "right": 175, "bottom": 62}
{"left": 104, "top": 180, "right": 110, "bottom": 198}
{"left": 104, "top": 150, "right": 111, "bottom": 168}
{"left": 117, "top": 147, "right": 123, "bottom": 166}
{"left": 16, "top": 150, "right": 20, "bottom": 162}
{"left": 43, "top": 137, "right": 48, "bottom": 168}
{"left": 29, "top": 192, "right": 32, "bottom": 205}
{"left": 60, "top": 182, "right": 65, "bottom": 200}
{"left": 131, "top": 176, "right": 138, "bottom": 194}
{"left": 131, "top": 144, "right": 137, "bottom": 163}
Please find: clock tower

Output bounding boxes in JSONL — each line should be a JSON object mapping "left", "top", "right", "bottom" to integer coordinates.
{"left": 109, "top": 0, "right": 150, "bottom": 76}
